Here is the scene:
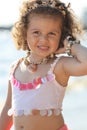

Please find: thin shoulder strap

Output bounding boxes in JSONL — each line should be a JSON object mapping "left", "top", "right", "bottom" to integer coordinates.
{"left": 9, "top": 58, "right": 23, "bottom": 80}
{"left": 48, "top": 56, "right": 61, "bottom": 74}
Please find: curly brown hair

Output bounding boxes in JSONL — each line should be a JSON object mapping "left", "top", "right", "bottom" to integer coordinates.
{"left": 11, "top": 0, "right": 83, "bottom": 51}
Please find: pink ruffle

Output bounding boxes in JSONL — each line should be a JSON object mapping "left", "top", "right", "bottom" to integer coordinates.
{"left": 11, "top": 73, "right": 55, "bottom": 90}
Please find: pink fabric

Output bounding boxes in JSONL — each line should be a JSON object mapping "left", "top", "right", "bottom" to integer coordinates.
{"left": 11, "top": 73, "right": 55, "bottom": 90}
{"left": 59, "top": 124, "right": 70, "bottom": 130}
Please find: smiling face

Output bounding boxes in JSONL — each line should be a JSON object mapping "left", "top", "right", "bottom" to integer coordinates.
{"left": 26, "top": 15, "right": 62, "bottom": 58}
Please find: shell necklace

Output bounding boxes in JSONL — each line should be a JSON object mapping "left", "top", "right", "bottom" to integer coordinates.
{"left": 24, "top": 52, "right": 54, "bottom": 73}
{"left": 24, "top": 56, "right": 48, "bottom": 73}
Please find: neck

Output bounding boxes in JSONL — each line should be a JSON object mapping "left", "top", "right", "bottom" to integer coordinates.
{"left": 28, "top": 52, "right": 47, "bottom": 64}
{"left": 27, "top": 54, "right": 49, "bottom": 65}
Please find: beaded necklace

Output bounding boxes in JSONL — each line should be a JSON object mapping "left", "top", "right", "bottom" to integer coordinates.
{"left": 24, "top": 52, "right": 55, "bottom": 73}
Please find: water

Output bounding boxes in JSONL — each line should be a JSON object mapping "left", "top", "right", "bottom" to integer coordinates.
{"left": 0, "top": 31, "right": 25, "bottom": 100}
{"left": 0, "top": 31, "right": 87, "bottom": 130}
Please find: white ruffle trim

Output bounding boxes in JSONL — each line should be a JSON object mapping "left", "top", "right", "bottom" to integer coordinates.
{"left": 8, "top": 108, "right": 61, "bottom": 117}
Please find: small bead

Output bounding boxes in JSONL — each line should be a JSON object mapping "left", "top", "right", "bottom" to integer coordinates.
{"left": 8, "top": 109, "right": 13, "bottom": 116}
{"left": 24, "top": 109, "right": 32, "bottom": 115}
{"left": 41, "top": 77, "right": 48, "bottom": 83}
{"left": 53, "top": 109, "right": 60, "bottom": 116}
{"left": 24, "top": 59, "right": 30, "bottom": 66}
{"left": 47, "top": 109, "right": 53, "bottom": 116}
{"left": 40, "top": 110, "right": 48, "bottom": 116}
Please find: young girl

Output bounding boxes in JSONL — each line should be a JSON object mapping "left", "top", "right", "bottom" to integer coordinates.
{"left": 0, "top": 0, "right": 87, "bottom": 130}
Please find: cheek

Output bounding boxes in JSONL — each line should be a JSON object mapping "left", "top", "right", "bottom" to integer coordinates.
{"left": 54, "top": 43, "right": 59, "bottom": 51}
{"left": 51, "top": 39, "right": 60, "bottom": 50}
{"left": 27, "top": 34, "right": 38, "bottom": 44}
{"left": 55, "top": 35, "right": 61, "bottom": 49}
{"left": 27, "top": 38, "right": 38, "bottom": 50}
{"left": 56, "top": 40, "right": 60, "bottom": 49}
{"left": 26, "top": 37, "right": 32, "bottom": 49}
{"left": 26, "top": 36, "right": 33, "bottom": 47}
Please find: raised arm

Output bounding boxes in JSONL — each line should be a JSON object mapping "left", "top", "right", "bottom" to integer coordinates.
{"left": 62, "top": 42, "right": 87, "bottom": 76}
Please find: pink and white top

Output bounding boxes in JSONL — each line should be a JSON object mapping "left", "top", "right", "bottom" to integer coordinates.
{"left": 8, "top": 57, "right": 66, "bottom": 116}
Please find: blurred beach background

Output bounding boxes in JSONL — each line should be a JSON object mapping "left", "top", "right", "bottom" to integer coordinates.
{"left": 0, "top": 0, "right": 87, "bottom": 130}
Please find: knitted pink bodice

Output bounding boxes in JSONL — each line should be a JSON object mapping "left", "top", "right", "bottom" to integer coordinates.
{"left": 8, "top": 57, "right": 66, "bottom": 116}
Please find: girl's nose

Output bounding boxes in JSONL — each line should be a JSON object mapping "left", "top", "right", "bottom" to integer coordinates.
{"left": 39, "top": 35, "right": 48, "bottom": 43}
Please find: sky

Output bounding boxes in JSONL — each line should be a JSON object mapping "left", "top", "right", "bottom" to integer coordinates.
{"left": 0, "top": 0, "right": 87, "bottom": 26}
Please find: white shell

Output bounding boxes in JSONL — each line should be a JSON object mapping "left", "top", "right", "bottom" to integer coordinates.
{"left": 40, "top": 110, "right": 47, "bottom": 116}
{"left": 24, "top": 110, "right": 32, "bottom": 115}
{"left": 8, "top": 109, "right": 13, "bottom": 116}
{"left": 53, "top": 109, "right": 60, "bottom": 115}
{"left": 47, "top": 109, "right": 53, "bottom": 116}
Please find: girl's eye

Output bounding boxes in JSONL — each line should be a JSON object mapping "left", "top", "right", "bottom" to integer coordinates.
{"left": 48, "top": 32, "right": 56, "bottom": 36}
{"left": 33, "top": 31, "right": 40, "bottom": 36}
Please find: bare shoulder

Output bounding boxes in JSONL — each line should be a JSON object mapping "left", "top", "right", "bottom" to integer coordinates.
{"left": 9, "top": 58, "right": 23, "bottom": 75}
{"left": 54, "top": 55, "right": 69, "bottom": 70}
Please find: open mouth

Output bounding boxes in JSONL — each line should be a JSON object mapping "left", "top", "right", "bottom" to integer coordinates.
{"left": 37, "top": 46, "right": 49, "bottom": 51}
